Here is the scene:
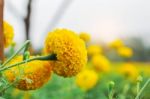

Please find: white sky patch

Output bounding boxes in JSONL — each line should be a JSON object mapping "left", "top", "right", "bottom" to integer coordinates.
{"left": 4, "top": 0, "right": 150, "bottom": 49}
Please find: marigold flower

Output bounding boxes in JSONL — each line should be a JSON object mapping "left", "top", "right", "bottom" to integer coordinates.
{"left": 44, "top": 29, "right": 87, "bottom": 77}
{"left": 119, "top": 63, "right": 138, "bottom": 80}
{"left": 79, "top": 32, "right": 91, "bottom": 43}
{"left": 87, "top": 45, "right": 102, "bottom": 56}
{"left": 4, "top": 56, "right": 52, "bottom": 90}
{"left": 117, "top": 47, "right": 133, "bottom": 58}
{"left": 4, "top": 21, "right": 14, "bottom": 48}
{"left": 76, "top": 69, "right": 98, "bottom": 91}
{"left": 91, "top": 55, "right": 110, "bottom": 73}
{"left": 109, "top": 39, "right": 124, "bottom": 49}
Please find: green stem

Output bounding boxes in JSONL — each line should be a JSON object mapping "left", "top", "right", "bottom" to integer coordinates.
{"left": 136, "top": 82, "right": 140, "bottom": 99}
{"left": 108, "top": 87, "right": 114, "bottom": 99}
{"left": 0, "top": 54, "right": 57, "bottom": 72}
{"left": 1, "top": 40, "right": 31, "bottom": 67}
{"left": 108, "top": 92, "right": 113, "bottom": 99}
{"left": 0, "top": 71, "right": 24, "bottom": 95}
{"left": 23, "top": 41, "right": 30, "bottom": 53}
{"left": 135, "top": 78, "right": 150, "bottom": 99}
{"left": 108, "top": 81, "right": 115, "bottom": 99}
{"left": 0, "top": 80, "right": 17, "bottom": 95}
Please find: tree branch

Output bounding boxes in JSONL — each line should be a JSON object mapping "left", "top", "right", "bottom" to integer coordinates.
{"left": 0, "top": 0, "right": 4, "bottom": 62}
{"left": 24, "top": 0, "right": 32, "bottom": 40}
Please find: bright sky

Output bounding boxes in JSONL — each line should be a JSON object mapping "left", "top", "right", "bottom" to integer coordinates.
{"left": 4, "top": 0, "right": 150, "bottom": 49}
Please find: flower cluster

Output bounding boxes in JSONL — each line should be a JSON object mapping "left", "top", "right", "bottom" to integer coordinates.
{"left": 109, "top": 39, "right": 133, "bottom": 58}
{"left": 2, "top": 21, "right": 148, "bottom": 99}
{"left": 3, "top": 26, "right": 87, "bottom": 91}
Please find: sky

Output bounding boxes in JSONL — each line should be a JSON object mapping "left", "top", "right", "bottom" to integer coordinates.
{"left": 4, "top": 0, "right": 150, "bottom": 49}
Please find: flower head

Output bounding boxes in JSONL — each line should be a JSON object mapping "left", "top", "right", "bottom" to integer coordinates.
{"left": 87, "top": 45, "right": 102, "bottom": 56}
{"left": 44, "top": 29, "right": 87, "bottom": 77}
{"left": 117, "top": 47, "right": 133, "bottom": 58}
{"left": 91, "top": 55, "right": 110, "bottom": 73}
{"left": 79, "top": 32, "right": 91, "bottom": 43}
{"left": 119, "top": 63, "right": 138, "bottom": 80}
{"left": 109, "top": 39, "right": 124, "bottom": 49}
{"left": 76, "top": 69, "right": 98, "bottom": 91}
{"left": 4, "top": 56, "right": 52, "bottom": 90}
{"left": 4, "top": 21, "right": 14, "bottom": 48}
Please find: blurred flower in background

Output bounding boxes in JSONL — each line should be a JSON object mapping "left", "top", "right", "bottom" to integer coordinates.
{"left": 118, "top": 63, "right": 138, "bottom": 81}
{"left": 79, "top": 32, "right": 91, "bottom": 43}
{"left": 109, "top": 39, "right": 124, "bottom": 49}
{"left": 91, "top": 54, "right": 110, "bottom": 73}
{"left": 117, "top": 46, "right": 133, "bottom": 58}
{"left": 4, "top": 21, "right": 14, "bottom": 48}
{"left": 75, "top": 69, "right": 98, "bottom": 91}
{"left": 87, "top": 45, "right": 102, "bottom": 56}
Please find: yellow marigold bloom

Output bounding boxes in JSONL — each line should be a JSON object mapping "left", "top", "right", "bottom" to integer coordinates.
{"left": 79, "top": 32, "right": 91, "bottom": 43}
{"left": 119, "top": 63, "right": 138, "bottom": 80}
{"left": 44, "top": 29, "right": 87, "bottom": 77}
{"left": 4, "top": 56, "right": 52, "bottom": 90}
{"left": 76, "top": 69, "right": 98, "bottom": 91}
{"left": 87, "top": 45, "right": 102, "bottom": 56}
{"left": 91, "top": 55, "right": 110, "bottom": 73}
{"left": 117, "top": 47, "right": 133, "bottom": 58}
{"left": 109, "top": 39, "right": 124, "bottom": 49}
{"left": 4, "top": 21, "right": 14, "bottom": 48}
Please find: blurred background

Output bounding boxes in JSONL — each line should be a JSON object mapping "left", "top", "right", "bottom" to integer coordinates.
{"left": 5, "top": 0, "right": 150, "bottom": 48}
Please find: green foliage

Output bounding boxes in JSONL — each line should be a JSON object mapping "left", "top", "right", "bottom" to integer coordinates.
{"left": 32, "top": 74, "right": 84, "bottom": 99}
{"left": 3, "top": 72, "right": 150, "bottom": 99}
